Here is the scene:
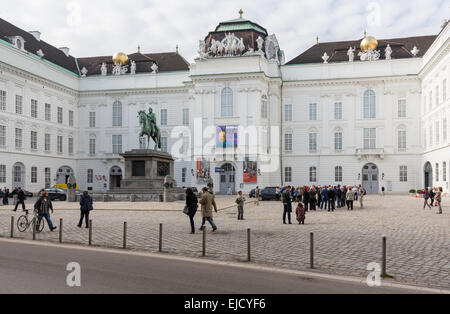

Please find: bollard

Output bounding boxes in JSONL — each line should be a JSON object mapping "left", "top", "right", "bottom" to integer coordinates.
{"left": 88, "top": 220, "right": 92, "bottom": 246}
{"left": 310, "top": 232, "right": 314, "bottom": 269}
{"left": 382, "top": 235, "right": 387, "bottom": 277}
{"left": 202, "top": 227, "right": 206, "bottom": 257}
{"left": 32, "top": 217, "right": 36, "bottom": 240}
{"left": 159, "top": 223, "right": 163, "bottom": 252}
{"left": 123, "top": 222, "right": 127, "bottom": 249}
{"left": 247, "top": 228, "right": 251, "bottom": 262}
{"left": 10, "top": 216, "right": 14, "bottom": 238}
{"left": 59, "top": 218, "right": 63, "bottom": 243}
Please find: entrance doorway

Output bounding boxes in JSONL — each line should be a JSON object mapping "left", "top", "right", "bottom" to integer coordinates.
{"left": 56, "top": 166, "right": 74, "bottom": 185}
{"left": 12, "top": 162, "right": 25, "bottom": 189}
{"left": 219, "top": 163, "right": 236, "bottom": 195}
{"left": 110, "top": 166, "right": 122, "bottom": 190}
{"left": 424, "top": 162, "right": 433, "bottom": 188}
{"left": 362, "top": 163, "right": 379, "bottom": 194}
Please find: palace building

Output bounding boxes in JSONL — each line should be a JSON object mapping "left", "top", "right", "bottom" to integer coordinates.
{"left": 0, "top": 13, "right": 448, "bottom": 195}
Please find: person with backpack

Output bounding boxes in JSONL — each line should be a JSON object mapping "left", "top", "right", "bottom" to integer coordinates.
{"left": 78, "top": 191, "right": 93, "bottom": 228}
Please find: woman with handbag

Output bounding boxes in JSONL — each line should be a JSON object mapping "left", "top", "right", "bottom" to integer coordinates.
{"left": 185, "top": 188, "right": 198, "bottom": 234}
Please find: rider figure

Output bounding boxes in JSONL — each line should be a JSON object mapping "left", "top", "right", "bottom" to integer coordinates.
{"left": 147, "top": 108, "right": 157, "bottom": 137}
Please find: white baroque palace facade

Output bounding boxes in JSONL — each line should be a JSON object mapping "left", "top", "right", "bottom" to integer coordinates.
{"left": 0, "top": 15, "right": 449, "bottom": 195}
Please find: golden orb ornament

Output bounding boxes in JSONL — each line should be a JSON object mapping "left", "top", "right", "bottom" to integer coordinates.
{"left": 112, "top": 52, "right": 129, "bottom": 65}
{"left": 360, "top": 36, "right": 378, "bottom": 52}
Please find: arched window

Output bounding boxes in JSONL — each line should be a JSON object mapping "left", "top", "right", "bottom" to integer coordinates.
{"left": 221, "top": 88, "right": 233, "bottom": 117}
{"left": 112, "top": 101, "right": 122, "bottom": 127}
{"left": 363, "top": 90, "right": 376, "bottom": 119}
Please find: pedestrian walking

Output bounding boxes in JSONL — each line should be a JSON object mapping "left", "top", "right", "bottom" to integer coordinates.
{"left": 254, "top": 186, "right": 260, "bottom": 206}
{"left": 295, "top": 202, "right": 306, "bottom": 224}
{"left": 12, "top": 187, "right": 18, "bottom": 206}
{"left": 34, "top": 191, "right": 57, "bottom": 232}
{"left": 78, "top": 191, "right": 93, "bottom": 228}
{"left": 2, "top": 188, "right": 9, "bottom": 205}
{"left": 199, "top": 187, "right": 218, "bottom": 231}
{"left": 381, "top": 186, "right": 385, "bottom": 196}
{"left": 282, "top": 186, "right": 292, "bottom": 224}
{"left": 13, "top": 187, "right": 27, "bottom": 213}
{"left": 359, "top": 184, "right": 366, "bottom": 209}
{"left": 434, "top": 187, "right": 442, "bottom": 214}
{"left": 429, "top": 188, "right": 435, "bottom": 207}
{"left": 235, "top": 191, "right": 246, "bottom": 220}
{"left": 346, "top": 186, "right": 355, "bottom": 210}
{"left": 185, "top": 188, "right": 198, "bottom": 234}
{"left": 423, "top": 187, "right": 432, "bottom": 209}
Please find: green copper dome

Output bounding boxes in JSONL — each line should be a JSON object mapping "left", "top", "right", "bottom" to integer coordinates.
{"left": 214, "top": 17, "right": 268, "bottom": 36}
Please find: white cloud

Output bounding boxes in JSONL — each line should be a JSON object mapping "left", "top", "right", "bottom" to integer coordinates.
{"left": 1, "top": 0, "right": 448, "bottom": 62}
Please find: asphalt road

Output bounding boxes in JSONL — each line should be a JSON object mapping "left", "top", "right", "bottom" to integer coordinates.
{"left": 0, "top": 240, "right": 426, "bottom": 294}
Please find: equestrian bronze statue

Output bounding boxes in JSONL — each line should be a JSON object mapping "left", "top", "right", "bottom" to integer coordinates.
{"left": 138, "top": 107, "right": 161, "bottom": 150}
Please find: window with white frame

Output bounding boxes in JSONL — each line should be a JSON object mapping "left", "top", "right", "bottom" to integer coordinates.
{"left": 309, "top": 103, "right": 317, "bottom": 120}
{"left": 309, "top": 132, "right": 317, "bottom": 151}
{"left": 399, "top": 165, "right": 408, "bottom": 182}
{"left": 363, "top": 128, "right": 376, "bottom": 149}
{"left": 160, "top": 109, "right": 167, "bottom": 126}
{"left": 398, "top": 99, "right": 406, "bottom": 118}
{"left": 435, "top": 163, "right": 439, "bottom": 181}
{"left": 261, "top": 96, "right": 268, "bottom": 119}
{"left": 335, "top": 166, "right": 342, "bottom": 182}
{"left": 57, "top": 136, "right": 63, "bottom": 153}
{"left": 334, "top": 102, "right": 342, "bottom": 120}
{"left": 334, "top": 132, "right": 342, "bottom": 150}
{"left": 69, "top": 110, "right": 74, "bottom": 127}
{"left": 57, "top": 107, "right": 63, "bottom": 124}
{"left": 44, "top": 168, "right": 51, "bottom": 188}
{"left": 68, "top": 137, "right": 74, "bottom": 154}
{"left": 398, "top": 129, "right": 406, "bottom": 150}
{"left": 436, "top": 86, "right": 439, "bottom": 106}
{"left": 112, "top": 101, "right": 122, "bottom": 127}
{"left": 0, "top": 165, "right": 5, "bottom": 183}
{"left": 182, "top": 108, "right": 189, "bottom": 126}
{"left": 16, "top": 95, "right": 23, "bottom": 114}
{"left": 31, "top": 166, "right": 37, "bottom": 183}
{"left": 31, "top": 99, "right": 38, "bottom": 118}
{"left": 424, "top": 129, "right": 427, "bottom": 147}
{"left": 443, "top": 118, "right": 448, "bottom": 142}
{"left": 285, "top": 167, "right": 292, "bottom": 183}
{"left": 0, "top": 90, "right": 6, "bottom": 111}
{"left": 443, "top": 79, "right": 447, "bottom": 101}
{"left": 89, "top": 138, "right": 95, "bottom": 155}
{"left": 45, "top": 103, "right": 51, "bottom": 121}
{"left": 0, "top": 125, "right": 5, "bottom": 146}
{"left": 429, "top": 91, "right": 432, "bottom": 111}
{"left": 284, "top": 133, "right": 293, "bottom": 151}
{"left": 31, "top": 131, "right": 37, "bottom": 150}
{"left": 182, "top": 168, "right": 187, "bottom": 183}
{"left": 363, "top": 90, "right": 376, "bottom": 119}
{"left": 160, "top": 136, "right": 168, "bottom": 152}
{"left": 309, "top": 167, "right": 317, "bottom": 182}
{"left": 181, "top": 134, "right": 189, "bottom": 154}
{"left": 87, "top": 169, "right": 93, "bottom": 184}
{"left": 15, "top": 128, "right": 22, "bottom": 149}
{"left": 89, "top": 112, "right": 96, "bottom": 128}
{"left": 112, "top": 135, "right": 122, "bottom": 154}
{"left": 284, "top": 104, "right": 292, "bottom": 121}
{"left": 436, "top": 121, "right": 440, "bottom": 144}
{"left": 45, "top": 134, "right": 51, "bottom": 151}
{"left": 443, "top": 162, "right": 447, "bottom": 182}
{"left": 221, "top": 87, "right": 233, "bottom": 117}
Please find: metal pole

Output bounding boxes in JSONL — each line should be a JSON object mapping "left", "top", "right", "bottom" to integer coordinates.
{"left": 202, "top": 227, "right": 206, "bottom": 257}
{"left": 158, "top": 223, "right": 163, "bottom": 252}
{"left": 310, "top": 232, "right": 314, "bottom": 269}
{"left": 10, "top": 216, "right": 14, "bottom": 238}
{"left": 88, "top": 220, "right": 92, "bottom": 246}
{"left": 59, "top": 218, "right": 63, "bottom": 243}
{"left": 32, "top": 217, "right": 36, "bottom": 240}
{"left": 123, "top": 222, "right": 127, "bottom": 249}
{"left": 382, "top": 235, "right": 387, "bottom": 277}
{"left": 247, "top": 228, "right": 251, "bottom": 262}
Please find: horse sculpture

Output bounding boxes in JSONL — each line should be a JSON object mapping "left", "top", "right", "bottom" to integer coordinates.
{"left": 138, "top": 110, "right": 161, "bottom": 150}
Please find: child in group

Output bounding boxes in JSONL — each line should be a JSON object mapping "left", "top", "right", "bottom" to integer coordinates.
{"left": 296, "top": 202, "right": 306, "bottom": 225}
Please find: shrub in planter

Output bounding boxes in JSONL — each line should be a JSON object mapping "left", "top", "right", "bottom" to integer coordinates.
{"left": 409, "top": 189, "right": 416, "bottom": 194}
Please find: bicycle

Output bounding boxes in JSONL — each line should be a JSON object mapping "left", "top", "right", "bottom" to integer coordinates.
{"left": 17, "top": 209, "right": 44, "bottom": 233}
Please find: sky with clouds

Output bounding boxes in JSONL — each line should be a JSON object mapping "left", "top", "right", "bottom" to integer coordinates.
{"left": 2, "top": 0, "right": 449, "bottom": 62}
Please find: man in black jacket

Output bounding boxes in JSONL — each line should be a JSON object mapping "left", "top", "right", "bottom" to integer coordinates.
{"left": 309, "top": 187, "right": 317, "bottom": 211}
{"left": 13, "top": 187, "right": 27, "bottom": 213}
{"left": 78, "top": 191, "right": 93, "bottom": 228}
{"left": 327, "top": 186, "right": 336, "bottom": 212}
{"left": 282, "top": 186, "right": 292, "bottom": 224}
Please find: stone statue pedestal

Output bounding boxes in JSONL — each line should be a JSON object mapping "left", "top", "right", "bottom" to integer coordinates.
{"left": 67, "top": 174, "right": 77, "bottom": 202}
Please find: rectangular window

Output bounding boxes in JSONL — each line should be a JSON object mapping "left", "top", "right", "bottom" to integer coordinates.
{"left": 68, "top": 137, "right": 74, "bottom": 154}
{"left": 182, "top": 108, "right": 189, "bottom": 126}
{"left": 335, "top": 166, "right": 342, "bottom": 182}
{"left": 363, "top": 91, "right": 376, "bottom": 119}
{"left": 112, "top": 135, "right": 122, "bottom": 154}
{"left": 45, "top": 133, "right": 51, "bottom": 151}
{"left": 443, "top": 79, "right": 447, "bottom": 101}
{"left": 435, "top": 163, "right": 439, "bottom": 182}
{"left": 0, "top": 125, "right": 5, "bottom": 146}
{"left": 309, "top": 133, "right": 317, "bottom": 151}
{"left": 31, "top": 131, "right": 37, "bottom": 150}
{"left": 399, "top": 165, "right": 408, "bottom": 182}
{"left": 429, "top": 125, "right": 433, "bottom": 146}
{"left": 87, "top": 169, "right": 93, "bottom": 184}
{"left": 44, "top": 168, "right": 51, "bottom": 188}
{"left": 15, "top": 128, "right": 22, "bottom": 149}
{"left": 31, "top": 99, "right": 38, "bottom": 118}
{"left": 45, "top": 103, "right": 51, "bottom": 121}
{"left": 363, "top": 128, "right": 376, "bottom": 149}
{"left": 398, "top": 99, "right": 406, "bottom": 118}
{"left": 284, "top": 104, "right": 292, "bottom": 121}
{"left": 429, "top": 91, "right": 432, "bottom": 111}
{"left": 309, "top": 103, "right": 317, "bottom": 120}
{"left": 443, "top": 162, "right": 447, "bottom": 182}
{"left": 182, "top": 168, "right": 187, "bottom": 183}
{"left": 261, "top": 97, "right": 268, "bottom": 119}
{"left": 285, "top": 133, "right": 292, "bottom": 151}
{"left": 57, "top": 107, "right": 63, "bottom": 124}
{"left": 69, "top": 110, "right": 74, "bottom": 127}
{"left": 0, "top": 90, "right": 6, "bottom": 111}
{"left": 436, "top": 121, "right": 440, "bottom": 144}
{"left": 309, "top": 167, "right": 317, "bottom": 182}
{"left": 398, "top": 130, "right": 406, "bottom": 149}
{"left": 436, "top": 86, "right": 439, "bottom": 106}
{"left": 57, "top": 136, "right": 63, "bottom": 153}
{"left": 89, "top": 138, "right": 96, "bottom": 155}
{"left": 161, "top": 136, "right": 168, "bottom": 152}
{"left": 334, "top": 102, "right": 342, "bottom": 120}
{"left": 160, "top": 109, "right": 167, "bottom": 126}
{"left": 31, "top": 166, "right": 37, "bottom": 183}
{"left": 0, "top": 165, "right": 6, "bottom": 182}
{"left": 113, "top": 102, "right": 122, "bottom": 127}
{"left": 334, "top": 132, "right": 342, "bottom": 150}
{"left": 443, "top": 118, "right": 447, "bottom": 142}
{"left": 89, "top": 112, "right": 96, "bottom": 128}
{"left": 16, "top": 95, "right": 23, "bottom": 114}
{"left": 285, "top": 167, "right": 292, "bottom": 183}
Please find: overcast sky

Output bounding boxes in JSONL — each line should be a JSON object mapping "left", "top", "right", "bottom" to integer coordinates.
{"left": 2, "top": 0, "right": 449, "bottom": 62}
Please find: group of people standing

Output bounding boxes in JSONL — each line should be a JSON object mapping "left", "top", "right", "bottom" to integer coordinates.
{"left": 422, "top": 187, "right": 443, "bottom": 214}
{"left": 0, "top": 187, "right": 10, "bottom": 205}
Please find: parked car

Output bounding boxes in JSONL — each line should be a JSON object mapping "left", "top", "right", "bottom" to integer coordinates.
{"left": 249, "top": 189, "right": 255, "bottom": 198}
{"left": 8, "top": 190, "right": 33, "bottom": 198}
{"left": 44, "top": 188, "right": 67, "bottom": 201}
{"left": 259, "top": 187, "right": 278, "bottom": 201}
